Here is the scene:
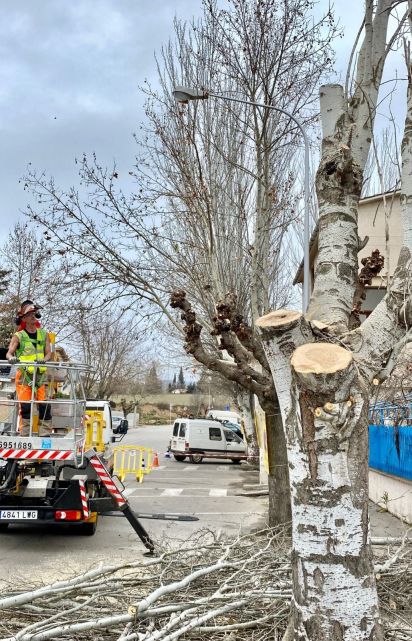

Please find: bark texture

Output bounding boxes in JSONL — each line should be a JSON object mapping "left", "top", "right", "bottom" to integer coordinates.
{"left": 265, "top": 403, "right": 292, "bottom": 527}
{"left": 306, "top": 1, "right": 393, "bottom": 329}
{"left": 257, "top": 314, "right": 384, "bottom": 640}
{"left": 255, "top": 8, "right": 409, "bottom": 637}
{"left": 289, "top": 344, "right": 381, "bottom": 639}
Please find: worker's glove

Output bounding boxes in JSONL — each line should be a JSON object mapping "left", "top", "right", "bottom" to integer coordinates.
{"left": 37, "top": 358, "right": 45, "bottom": 364}
{"left": 7, "top": 357, "right": 18, "bottom": 364}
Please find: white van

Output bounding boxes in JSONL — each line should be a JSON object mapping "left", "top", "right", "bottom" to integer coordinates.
{"left": 206, "top": 410, "right": 242, "bottom": 426}
{"left": 170, "top": 418, "right": 247, "bottom": 464}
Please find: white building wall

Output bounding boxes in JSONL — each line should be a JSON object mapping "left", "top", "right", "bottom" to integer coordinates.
{"left": 369, "top": 469, "right": 412, "bottom": 524}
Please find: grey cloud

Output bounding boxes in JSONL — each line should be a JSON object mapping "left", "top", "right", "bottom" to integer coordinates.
{"left": 0, "top": 0, "right": 201, "bottom": 236}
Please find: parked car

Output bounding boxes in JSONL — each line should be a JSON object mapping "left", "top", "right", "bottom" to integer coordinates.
{"left": 206, "top": 410, "right": 242, "bottom": 425}
{"left": 221, "top": 420, "right": 243, "bottom": 439}
{"left": 169, "top": 418, "right": 247, "bottom": 464}
{"left": 112, "top": 415, "right": 128, "bottom": 434}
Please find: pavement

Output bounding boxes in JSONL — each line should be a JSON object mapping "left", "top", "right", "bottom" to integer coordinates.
{"left": 0, "top": 429, "right": 269, "bottom": 584}
{"left": 369, "top": 500, "right": 411, "bottom": 539}
{"left": 0, "top": 424, "right": 407, "bottom": 586}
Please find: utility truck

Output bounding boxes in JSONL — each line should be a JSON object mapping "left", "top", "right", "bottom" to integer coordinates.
{"left": 0, "top": 360, "right": 155, "bottom": 551}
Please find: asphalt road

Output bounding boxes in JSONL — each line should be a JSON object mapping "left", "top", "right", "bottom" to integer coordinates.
{"left": 0, "top": 424, "right": 267, "bottom": 585}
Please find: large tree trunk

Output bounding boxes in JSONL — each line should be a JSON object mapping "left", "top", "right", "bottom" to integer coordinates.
{"left": 255, "top": 7, "right": 397, "bottom": 636}
{"left": 257, "top": 311, "right": 385, "bottom": 640}
{"left": 287, "top": 342, "right": 381, "bottom": 639}
{"left": 264, "top": 401, "right": 292, "bottom": 528}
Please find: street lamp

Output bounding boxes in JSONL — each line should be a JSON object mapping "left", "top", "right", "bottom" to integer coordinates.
{"left": 172, "top": 86, "right": 311, "bottom": 312}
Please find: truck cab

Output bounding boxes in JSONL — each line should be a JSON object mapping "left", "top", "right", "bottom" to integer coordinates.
{"left": 84, "top": 400, "right": 128, "bottom": 465}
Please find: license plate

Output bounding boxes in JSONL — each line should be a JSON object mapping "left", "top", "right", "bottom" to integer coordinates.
{"left": 0, "top": 510, "right": 38, "bottom": 520}
{"left": 0, "top": 440, "right": 34, "bottom": 450}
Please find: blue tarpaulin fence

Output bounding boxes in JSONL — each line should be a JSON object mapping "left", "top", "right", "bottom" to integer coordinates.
{"left": 369, "top": 398, "right": 412, "bottom": 481}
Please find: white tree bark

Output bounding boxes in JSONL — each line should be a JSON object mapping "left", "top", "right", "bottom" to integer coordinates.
{"left": 257, "top": 315, "right": 384, "bottom": 640}
{"left": 400, "top": 4, "right": 412, "bottom": 251}
{"left": 307, "top": 0, "right": 393, "bottom": 328}
{"left": 254, "top": 4, "right": 410, "bottom": 639}
{"left": 288, "top": 344, "right": 380, "bottom": 639}
{"left": 343, "top": 247, "right": 412, "bottom": 382}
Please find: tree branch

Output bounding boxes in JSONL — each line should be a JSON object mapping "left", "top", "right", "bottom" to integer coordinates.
{"left": 170, "top": 290, "right": 270, "bottom": 397}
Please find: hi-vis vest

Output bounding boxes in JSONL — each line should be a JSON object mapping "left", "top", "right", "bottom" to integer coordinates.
{"left": 15, "top": 329, "right": 47, "bottom": 378}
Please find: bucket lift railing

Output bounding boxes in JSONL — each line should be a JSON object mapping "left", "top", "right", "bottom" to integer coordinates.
{"left": 0, "top": 360, "right": 162, "bottom": 553}
{"left": 0, "top": 360, "right": 91, "bottom": 467}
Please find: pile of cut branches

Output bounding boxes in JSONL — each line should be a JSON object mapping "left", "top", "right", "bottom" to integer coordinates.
{"left": 375, "top": 531, "right": 412, "bottom": 641}
{"left": 0, "top": 527, "right": 410, "bottom": 641}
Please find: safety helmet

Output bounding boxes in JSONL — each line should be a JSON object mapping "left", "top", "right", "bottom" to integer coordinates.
{"left": 15, "top": 300, "right": 42, "bottom": 325}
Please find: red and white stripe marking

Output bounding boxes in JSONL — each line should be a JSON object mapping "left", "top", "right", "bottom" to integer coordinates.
{"left": 78, "top": 479, "right": 89, "bottom": 519}
{"left": 0, "top": 449, "right": 73, "bottom": 461}
{"left": 89, "top": 455, "right": 126, "bottom": 507}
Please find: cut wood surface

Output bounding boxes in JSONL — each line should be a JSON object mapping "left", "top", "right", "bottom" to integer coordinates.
{"left": 255, "top": 309, "right": 302, "bottom": 329}
{"left": 291, "top": 342, "right": 352, "bottom": 374}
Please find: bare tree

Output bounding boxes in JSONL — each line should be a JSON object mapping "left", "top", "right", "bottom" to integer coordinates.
{"left": 73, "top": 309, "right": 142, "bottom": 400}
{"left": 24, "top": 0, "right": 336, "bottom": 527}
{"left": 0, "top": 223, "right": 66, "bottom": 345}
{"left": 255, "top": 2, "right": 411, "bottom": 638}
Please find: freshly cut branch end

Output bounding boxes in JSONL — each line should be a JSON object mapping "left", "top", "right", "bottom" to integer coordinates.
{"left": 291, "top": 342, "right": 356, "bottom": 396}
{"left": 310, "top": 319, "right": 329, "bottom": 331}
{"left": 255, "top": 309, "right": 302, "bottom": 331}
{"left": 291, "top": 342, "right": 352, "bottom": 375}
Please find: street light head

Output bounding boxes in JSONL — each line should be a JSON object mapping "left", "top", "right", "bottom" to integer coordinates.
{"left": 172, "top": 86, "right": 208, "bottom": 103}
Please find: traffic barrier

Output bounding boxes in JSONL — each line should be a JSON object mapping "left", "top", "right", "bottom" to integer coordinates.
{"left": 113, "top": 445, "right": 155, "bottom": 483}
{"left": 143, "top": 448, "right": 153, "bottom": 476}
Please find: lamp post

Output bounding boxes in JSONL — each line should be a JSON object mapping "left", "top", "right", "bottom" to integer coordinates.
{"left": 172, "top": 86, "right": 311, "bottom": 312}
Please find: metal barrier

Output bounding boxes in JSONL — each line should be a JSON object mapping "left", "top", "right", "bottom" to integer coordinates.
{"left": 0, "top": 359, "right": 91, "bottom": 468}
{"left": 369, "top": 395, "right": 412, "bottom": 426}
{"left": 113, "top": 445, "right": 154, "bottom": 483}
{"left": 369, "top": 424, "right": 412, "bottom": 481}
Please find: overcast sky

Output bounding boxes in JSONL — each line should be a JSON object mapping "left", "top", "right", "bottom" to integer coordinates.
{"left": 0, "top": 0, "right": 405, "bottom": 243}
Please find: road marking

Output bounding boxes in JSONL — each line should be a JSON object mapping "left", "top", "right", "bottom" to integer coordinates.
{"left": 128, "top": 491, "right": 245, "bottom": 498}
{"left": 183, "top": 466, "right": 198, "bottom": 471}
{"left": 195, "top": 511, "right": 262, "bottom": 515}
{"left": 129, "top": 487, "right": 232, "bottom": 494}
{"left": 161, "top": 488, "right": 183, "bottom": 496}
{"left": 133, "top": 477, "right": 227, "bottom": 482}
{"left": 209, "top": 488, "right": 227, "bottom": 497}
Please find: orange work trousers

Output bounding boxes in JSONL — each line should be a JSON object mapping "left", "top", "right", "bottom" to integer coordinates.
{"left": 16, "top": 369, "right": 51, "bottom": 433}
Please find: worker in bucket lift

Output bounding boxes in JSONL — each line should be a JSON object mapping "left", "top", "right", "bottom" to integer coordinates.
{"left": 6, "top": 300, "right": 52, "bottom": 436}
